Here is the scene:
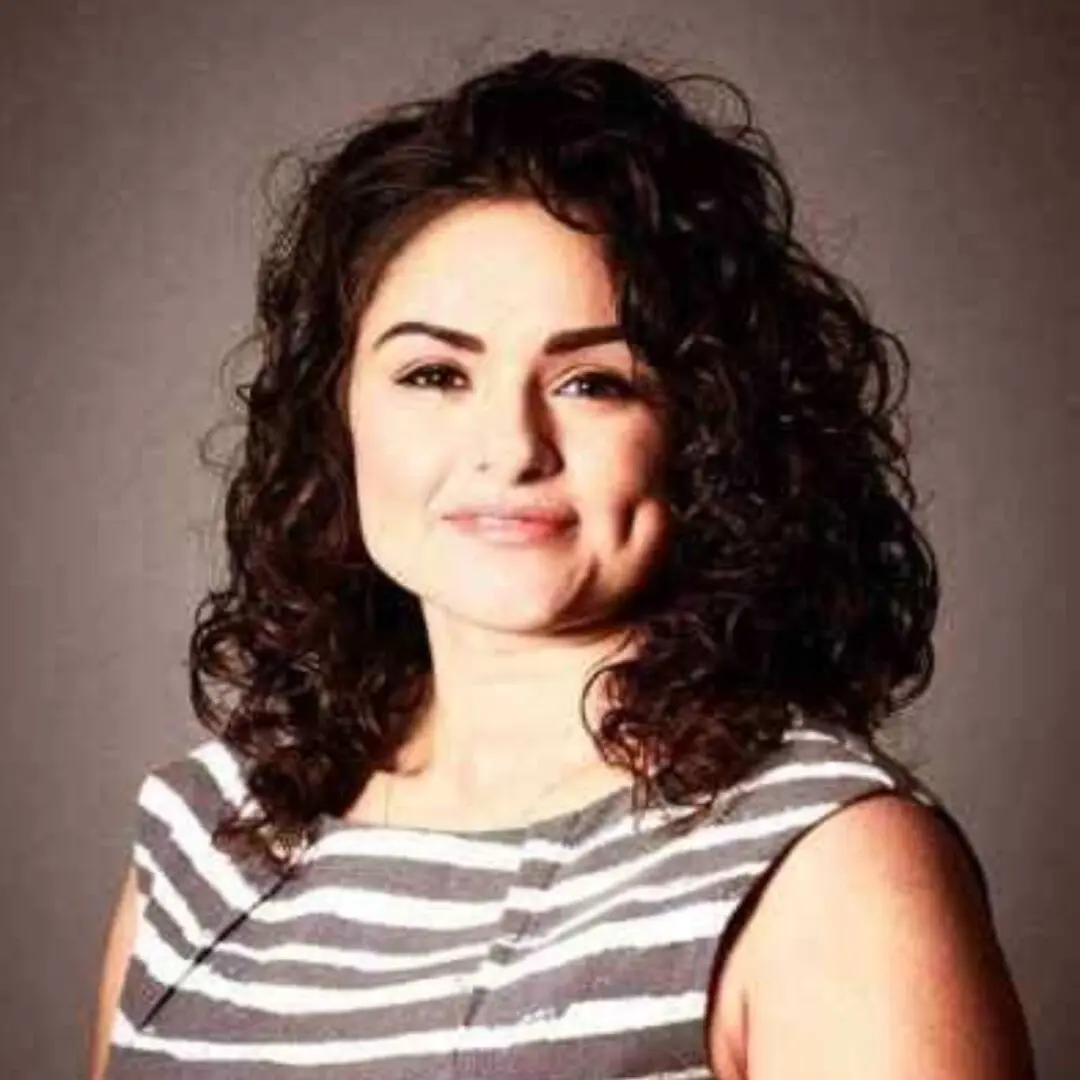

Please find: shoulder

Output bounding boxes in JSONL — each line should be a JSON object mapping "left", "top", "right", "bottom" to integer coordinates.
{"left": 707, "top": 717, "right": 991, "bottom": 908}
{"left": 131, "top": 739, "right": 243, "bottom": 853}
{"left": 739, "top": 789, "right": 993, "bottom": 968}
{"left": 712, "top": 728, "right": 1034, "bottom": 1080}
{"left": 110, "top": 740, "right": 294, "bottom": 1047}
{"left": 128, "top": 737, "right": 275, "bottom": 906}
{"left": 136, "top": 737, "right": 247, "bottom": 819}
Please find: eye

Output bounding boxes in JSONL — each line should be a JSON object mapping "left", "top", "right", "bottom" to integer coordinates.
{"left": 395, "top": 363, "right": 466, "bottom": 391}
{"left": 394, "top": 363, "right": 638, "bottom": 400}
{"left": 558, "top": 371, "right": 637, "bottom": 400}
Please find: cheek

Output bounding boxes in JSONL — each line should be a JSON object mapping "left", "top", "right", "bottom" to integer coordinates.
{"left": 580, "top": 412, "right": 664, "bottom": 477}
{"left": 579, "top": 429, "right": 669, "bottom": 545}
{"left": 350, "top": 400, "right": 440, "bottom": 541}
{"left": 621, "top": 491, "right": 671, "bottom": 567}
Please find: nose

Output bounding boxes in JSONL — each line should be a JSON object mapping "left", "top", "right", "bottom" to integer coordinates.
{"left": 467, "top": 377, "right": 560, "bottom": 481}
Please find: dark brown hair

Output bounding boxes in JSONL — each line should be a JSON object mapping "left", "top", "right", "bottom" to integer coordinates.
{"left": 190, "top": 48, "right": 937, "bottom": 871}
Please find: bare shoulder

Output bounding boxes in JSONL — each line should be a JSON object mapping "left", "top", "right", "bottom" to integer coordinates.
{"left": 710, "top": 793, "right": 1036, "bottom": 1080}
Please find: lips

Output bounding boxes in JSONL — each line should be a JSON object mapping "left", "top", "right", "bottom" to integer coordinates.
{"left": 443, "top": 504, "right": 577, "bottom": 545}
{"left": 443, "top": 504, "right": 577, "bottom": 526}
{"left": 446, "top": 516, "right": 573, "bottom": 544}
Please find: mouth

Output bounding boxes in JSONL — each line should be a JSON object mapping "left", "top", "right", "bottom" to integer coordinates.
{"left": 444, "top": 515, "right": 576, "bottom": 545}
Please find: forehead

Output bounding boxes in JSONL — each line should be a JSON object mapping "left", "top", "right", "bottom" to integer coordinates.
{"left": 356, "top": 199, "right": 619, "bottom": 349}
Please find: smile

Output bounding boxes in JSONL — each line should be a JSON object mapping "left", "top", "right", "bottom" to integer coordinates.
{"left": 446, "top": 516, "right": 575, "bottom": 544}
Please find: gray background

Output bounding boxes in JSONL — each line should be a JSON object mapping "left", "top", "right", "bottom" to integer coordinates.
{"left": 0, "top": 1, "right": 1075, "bottom": 1076}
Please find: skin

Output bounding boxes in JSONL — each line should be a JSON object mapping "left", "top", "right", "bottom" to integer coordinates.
{"left": 88, "top": 866, "right": 139, "bottom": 1080}
{"left": 710, "top": 793, "right": 1037, "bottom": 1080}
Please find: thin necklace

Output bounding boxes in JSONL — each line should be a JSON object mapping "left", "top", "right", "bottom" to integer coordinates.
{"left": 381, "top": 752, "right": 610, "bottom": 831}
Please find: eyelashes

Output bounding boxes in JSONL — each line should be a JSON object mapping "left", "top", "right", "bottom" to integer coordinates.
{"left": 394, "top": 362, "right": 639, "bottom": 401}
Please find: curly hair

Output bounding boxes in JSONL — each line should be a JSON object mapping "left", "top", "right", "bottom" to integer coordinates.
{"left": 190, "top": 48, "right": 938, "bottom": 872}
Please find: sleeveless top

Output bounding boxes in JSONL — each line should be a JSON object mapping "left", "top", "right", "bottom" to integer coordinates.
{"left": 105, "top": 716, "right": 991, "bottom": 1079}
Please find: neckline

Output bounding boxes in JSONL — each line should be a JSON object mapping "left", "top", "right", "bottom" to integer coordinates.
{"left": 317, "top": 776, "right": 640, "bottom": 841}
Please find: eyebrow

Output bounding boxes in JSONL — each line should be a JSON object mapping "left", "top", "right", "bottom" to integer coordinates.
{"left": 371, "top": 320, "right": 628, "bottom": 355}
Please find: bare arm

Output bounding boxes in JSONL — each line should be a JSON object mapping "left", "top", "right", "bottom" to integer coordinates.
{"left": 710, "top": 794, "right": 1037, "bottom": 1080}
{"left": 88, "top": 865, "right": 140, "bottom": 1080}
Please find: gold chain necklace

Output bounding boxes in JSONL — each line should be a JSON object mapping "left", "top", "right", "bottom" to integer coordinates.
{"left": 381, "top": 752, "right": 608, "bottom": 831}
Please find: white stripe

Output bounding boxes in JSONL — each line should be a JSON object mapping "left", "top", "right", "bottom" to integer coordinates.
{"left": 783, "top": 727, "right": 840, "bottom": 743}
{"left": 617, "top": 1069, "right": 712, "bottom": 1080}
{"left": 189, "top": 741, "right": 248, "bottom": 807}
{"left": 133, "top": 843, "right": 209, "bottom": 947}
{"left": 138, "top": 775, "right": 261, "bottom": 910}
{"left": 473, "top": 989, "right": 706, "bottom": 1049}
{"left": 472, "top": 898, "right": 740, "bottom": 996}
{"left": 113, "top": 988, "right": 705, "bottom": 1064}
{"left": 171, "top": 915, "right": 489, "bottom": 975}
{"left": 131, "top": 916, "right": 200, "bottom": 988}
{"left": 312, "top": 822, "right": 527, "bottom": 870}
{"left": 258, "top": 882, "right": 509, "bottom": 929}
{"left": 214, "top": 933, "right": 490, "bottom": 974}
{"left": 509, "top": 859, "right": 764, "bottom": 953}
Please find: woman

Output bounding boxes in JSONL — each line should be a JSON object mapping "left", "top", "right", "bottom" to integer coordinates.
{"left": 90, "top": 49, "right": 1036, "bottom": 1079}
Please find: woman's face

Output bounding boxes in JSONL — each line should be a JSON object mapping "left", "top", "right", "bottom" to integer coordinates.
{"left": 346, "top": 197, "right": 669, "bottom": 636}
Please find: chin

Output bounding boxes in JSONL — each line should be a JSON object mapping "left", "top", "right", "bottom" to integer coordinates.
{"left": 449, "top": 598, "right": 575, "bottom": 634}
{"left": 427, "top": 579, "right": 594, "bottom": 634}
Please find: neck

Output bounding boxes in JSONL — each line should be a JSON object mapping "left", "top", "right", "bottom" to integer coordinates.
{"left": 391, "top": 617, "right": 640, "bottom": 799}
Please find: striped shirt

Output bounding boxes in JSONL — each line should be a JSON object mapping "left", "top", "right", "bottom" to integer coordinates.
{"left": 106, "top": 716, "right": 990, "bottom": 1079}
